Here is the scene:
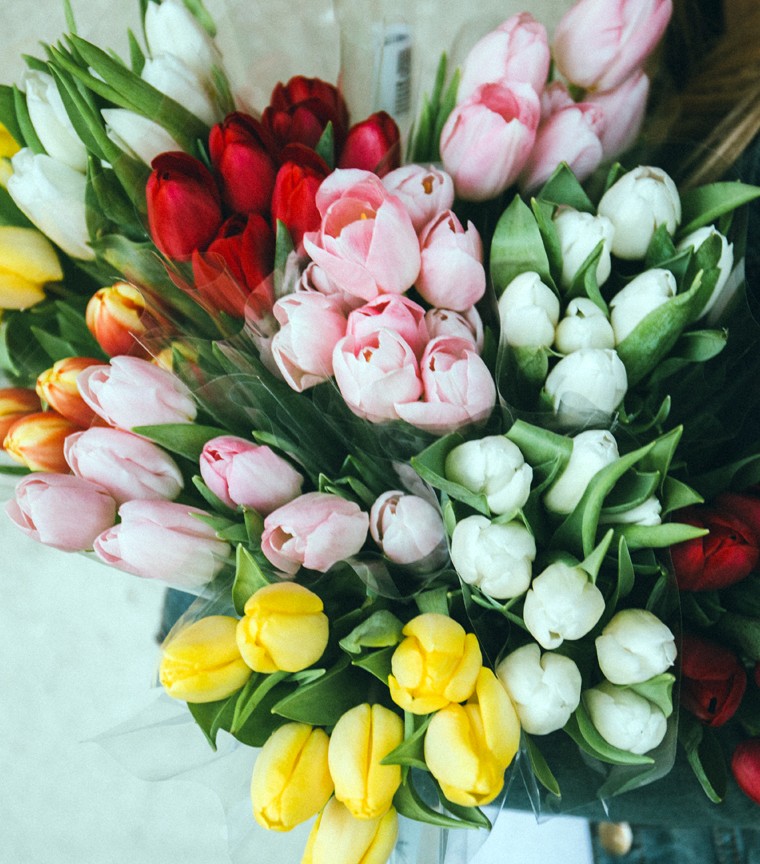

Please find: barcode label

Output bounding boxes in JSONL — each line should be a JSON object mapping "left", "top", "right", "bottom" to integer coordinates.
{"left": 375, "top": 24, "right": 413, "bottom": 118}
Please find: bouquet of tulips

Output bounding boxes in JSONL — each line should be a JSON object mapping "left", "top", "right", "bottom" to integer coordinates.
{"left": 2, "top": 0, "right": 760, "bottom": 862}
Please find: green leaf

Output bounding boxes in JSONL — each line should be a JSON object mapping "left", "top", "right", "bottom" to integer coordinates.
{"left": 523, "top": 734, "right": 561, "bottom": 798}
{"left": 231, "top": 671, "right": 289, "bottom": 734}
{"left": 530, "top": 198, "right": 563, "bottom": 285}
{"left": 679, "top": 182, "right": 760, "bottom": 237}
{"left": 661, "top": 476, "right": 703, "bottom": 516}
{"left": 537, "top": 163, "right": 595, "bottom": 212}
{"left": 314, "top": 121, "right": 334, "bottom": 169}
{"left": 628, "top": 674, "right": 675, "bottom": 719}
{"left": 272, "top": 658, "right": 371, "bottom": 725}
{"left": 415, "top": 587, "right": 449, "bottom": 616}
{"left": 580, "top": 529, "right": 614, "bottom": 584}
{"left": 565, "top": 700, "right": 654, "bottom": 766}
{"left": 181, "top": 0, "right": 217, "bottom": 36}
{"left": 382, "top": 715, "right": 432, "bottom": 770}
{"left": 506, "top": 419, "right": 573, "bottom": 467}
{"left": 187, "top": 693, "right": 239, "bottom": 750}
{"left": 565, "top": 238, "right": 608, "bottom": 314}
{"left": 411, "top": 433, "right": 490, "bottom": 515}
{"left": 232, "top": 545, "right": 271, "bottom": 615}
{"left": 393, "top": 773, "right": 488, "bottom": 830}
{"left": 644, "top": 223, "right": 678, "bottom": 268}
{"left": 352, "top": 645, "right": 395, "bottom": 684}
{"left": 0, "top": 84, "right": 26, "bottom": 147}
{"left": 339, "top": 611, "right": 404, "bottom": 655}
{"left": 490, "top": 195, "right": 554, "bottom": 296}
{"left": 13, "top": 85, "right": 45, "bottom": 154}
{"left": 612, "top": 521, "right": 707, "bottom": 551}
{"left": 0, "top": 185, "right": 33, "bottom": 228}
{"left": 132, "top": 423, "right": 229, "bottom": 460}
{"left": 128, "top": 30, "right": 145, "bottom": 75}
{"left": 679, "top": 716, "right": 727, "bottom": 803}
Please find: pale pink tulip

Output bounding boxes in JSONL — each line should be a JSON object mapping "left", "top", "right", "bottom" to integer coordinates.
{"left": 369, "top": 490, "right": 446, "bottom": 566}
{"left": 587, "top": 72, "right": 650, "bottom": 160}
{"left": 424, "top": 307, "right": 484, "bottom": 353}
{"left": 440, "top": 82, "right": 540, "bottom": 202}
{"left": 199, "top": 435, "right": 304, "bottom": 514}
{"left": 553, "top": 0, "right": 672, "bottom": 92}
{"left": 382, "top": 164, "right": 455, "bottom": 233}
{"left": 6, "top": 473, "right": 116, "bottom": 552}
{"left": 416, "top": 210, "right": 485, "bottom": 311}
{"left": 346, "top": 295, "right": 429, "bottom": 360}
{"left": 260, "top": 491, "right": 369, "bottom": 575}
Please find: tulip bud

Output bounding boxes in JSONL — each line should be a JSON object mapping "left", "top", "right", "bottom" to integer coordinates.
{"left": 302, "top": 798, "right": 398, "bottom": 864}
{"left": 554, "top": 208, "right": 615, "bottom": 290}
{"left": 263, "top": 76, "right": 349, "bottom": 152}
{"left": 382, "top": 164, "right": 455, "bottom": 233}
{"left": 595, "top": 609, "right": 676, "bottom": 685}
{"left": 102, "top": 109, "right": 181, "bottom": 165}
{"left": 35, "top": 357, "right": 103, "bottom": 429}
{"left": 554, "top": 297, "right": 615, "bottom": 354}
{"left": 544, "top": 348, "right": 628, "bottom": 428}
{"left": 543, "top": 429, "right": 619, "bottom": 514}
{"left": 732, "top": 740, "right": 760, "bottom": 806}
{"left": 0, "top": 225, "right": 64, "bottom": 310}
{"left": 144, "top": 0, "right": 219, "bottom": 78}
{"left": 85, "top": 282, "right": 158, "bottom": 357}
{"left": 159, "top": 615, "right": 252, "bottom": 703}
{"left": 369, "top": 491, "right": 446, "bottom": 567}
{"left": 451, "top": 515, "right": 536, "bottom": 600}
{"left": 601, "top": 495, "right": 662, "bottom": 527}
{"left": 424, "top": 306, "right": 484, "bottom": 352}
{"left": 680, "top": 633, "right": 747, "bottom": 727}
{"left": 610, "top": 268, "right": 677, "bottom": 344}
{"left": 676, "top": 225, "right": 735, "bottom": 320}
{"left": 584, "top": 681, "right": 668, "bottom": 755}
{"left": 271, "top": 154, "right": 328, "bottom": 251}
{"left": 236, "top": 582, "right": 329, "bottom": 673}
{"left": 587, "top": 72, "right": 650, "bottom": 161}
{"left": 388, "top": 613, "right": 482, "bottom": 714}
{"left": 141, "top": 52, "right": 219, "bottom": 126}
{"left": 0, "top": 387, "right": 42, "bottom": 441}
{"left": 251, "top": 723, "right": 333, "bottom": 831}
{"left": 497, "top": 643, "right": 582, "bottom": 734}
{"left": 23, "top": 70, "right": 87, "bottom": 172}
{"left": 498, "top": 271, "right": 560, "bottom": 348}
{"left": 4, "top": 410, "right": 81, "bottom": 472}
{"left": 338, "top": 111, "right": 401, "bottom": 177}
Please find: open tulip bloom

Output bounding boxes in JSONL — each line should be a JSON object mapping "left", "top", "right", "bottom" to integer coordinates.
{"left": 3, "top": 0, "right": 760, "bottom": 861}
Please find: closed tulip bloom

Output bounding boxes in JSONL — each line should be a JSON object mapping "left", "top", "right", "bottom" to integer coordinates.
{"left": 36, "top": 356, "right": 105, "bottom": 428}
{"left": 382, "top": 164, "right": 455, "bottom": 233}
{"left": 236, "top": 582, "right": 329, "bottom": 673}
{"left": 142, "top": 52, "right": 219, "bottom": 126}
{"left": 85, "top": 282, "right": 156, "bottom": 357}
{"left": 424, "top": 668, "right": 520, "bottom": 806}
{"left": 338, "top": 111, "right": 401, "bottom": 177}
{"left": 302, "top": 798, "right": 398, "bottom": 864}
{"left": 544, "top": 348, "right": 628, "bottom": 428}
{"left": 329, "top": 704, "right": 403, "bottom": 819}
{"left": 610, "top": 268, "right": 677, "bottom": 343}
{"left": 425, "top": 306, "right": 484, "bottom": 352}
{"left": 732, "top": 740, "right": 760, "bottom": 806}
{"left": 388, "top": 613, "right": 482, "bottom": 714}
{"left": 586, "top": 72, "right": 650, "bottom": 160}
{"left": 4, "top": 410, "right": 81, "bottom": 473}
{"left": 595, "top": 609, "right": 676, "bottom": 686}
{"left": 498, "top": 271, "right": 560, "bottom": 348}
{"left": 369, "top": 491, "right": 446, "bottom": 566}
{"left": 585, "top": 681, "right": 667, "bottom": 755}
{"left": 144, "top": 0, "right": 219, "bottom": 78}
{"left": 6, "top": 473, "right": 116, "bottom": 552}
{"left": 601, "top": 495, "right": 662, "bottom": 527}
{"left": 94, "top": 500, "right": 231, "bottom": 588}
{"left": 676, "top": 225, "right": 735, "bottom": 319}
{"left": 23, "top": 70, "right": 87, "bottom": 172}
{"left": 440, "top": 81, "right": 540, "bottom": 202}
{"left": 0, "top": 225, "right": 63, "bottom": 310}
{"left": 0, "top": 387, "right": 41, "bottom": 441}
{"left": 264, "top": 76, "right": 349, "bottom": 152}
{"left": 543, "top": 429, "right": 619, "bottom": 514}
{"left": 159, "top": 615, "right": 252, "bottom": 703}
{"left": 553, "top": 208, "right": 615, "bottom": 289}
{"left": 680, "top": 633, "right": 747, "bottom": 727}
{"left": 251, "top": 723, "right": 333, "bottom": 831}
{"left": 102, "top": 108, "right": 182, "bottom": 165}
{"left": 271, "top": 153, "right": 329, "bottom": 251}
{"left": 554, "top": 298, "right": 615, "bottom": 354}
{"left": 346, "top": 294, "right": 428, "bottom": 360}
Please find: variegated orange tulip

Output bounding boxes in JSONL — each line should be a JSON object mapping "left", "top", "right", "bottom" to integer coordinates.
{"left": 3, "top": 410, "right": 81, "bottom": 472}
{"left": 36, "top": 357, "right": 104, "bottom": 428}
{"left": 0, "top": 387, "right": 42, "bottom": 442}
{"left": 85, "top": 282, "right": 160, "bottom": 357}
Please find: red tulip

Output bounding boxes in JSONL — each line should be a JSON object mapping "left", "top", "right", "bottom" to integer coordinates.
{"left": 338, "top": 111, "right": 401, "bottom": 177}
{"left": 209, "top": 112, "right": 278, "bottom": 215}
{"left": 680, "top": 632, "right": 747, "bottom": 727}
{"left": 147, "top": 152, "right": 223, "bottom": 260}
{"left": 732, "top": 739, "right": 760, "bottom": 805}
{"left": 263, "top": 76, "right": 349, "bottom": 151}
{"left": 715, "top": 488, "right": 760, "bottom": 537}
{"left": 271, "top": 145, "right": 329, "bottom": 250}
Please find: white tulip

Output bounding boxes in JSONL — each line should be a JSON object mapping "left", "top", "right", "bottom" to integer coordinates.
{"left": 498, "top": 271, "right": 560, "bottom": 348}
{"left": 585, "top": 681, "right": 667, "bottom": 755}
{"left": 554, "top": 297, "right": 615, "bottom": 354}
{"left": 544, "top": 429, "right": 619, "bottom": 515}
{"left": 450, "top": 515, "right": 536, "bottom": 600}
{"left": 444, "top": 435, "right": 532, "bottom": 518}
{"left": 676, "top": 225, "right": 735, "bottom": 320}
{"left": 601, "top": 495, "right": 662, "bottom": 527}
{"left": 497, "top": 643, "right": 582, "bottom": 735}
{"left": 23, "top": 71, "right": 87, "bottom": 172}
{"left": 102, "top": 109, "right": 182, "bottom": 165}
{"left": 595, "top": 609, "right": 676, "bottom": 685}
{"left": 553, "top": 208, "right": 615, "bottom": 288}
{"left": 610, "top": 268, "right": 677, "bottom": 343}
{"left": 544, "top": 348, "right": 628, "bottom": 428}
{"left": 597, "top": 166, "right": 681, "bottom": 260}
{"left": 7, "top": 149, "right": 93, "bottom": 260}
{"left": 142, "top": 54, "right": 219, "bottom": 127}
{"left": 144, "top": 0, "right": 220, "bottom": 77}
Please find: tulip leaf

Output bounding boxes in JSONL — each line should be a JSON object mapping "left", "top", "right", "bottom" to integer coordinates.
{"left": 181, "top": 0, "right": 217, "bottom": 36}
{"left": 660, "top": 476, "right": 703, "bottom": 516}
{"left": 29, "top": 327, "right": 78, "bottom": 362}
{"left": 53, "top": 300, "right": 105, "bottom": 356}
{"left": 411, "top": 433, "right": 491, "bottom": 516}
{"left": 644, "top": 223, "right": 678, "bottom": 269}
{"left": 393, "top": 772, "right": 489, "bottom": 830}
{"left": 382, "top": 715, "right": 431, "bottom": 771}
{"left": 490, "top": 195, "right": 554, "bottom": 297}
{"left": 607, "top": 535, "right": 635, "bottom": 614}
{"left": 0, "top": 84, "right": 25, "bottom": 147}
{"left": 566, "top": 701, "right": 654, "bottom": 767}
{"left": 0, "top": 186, "right": 33, "bottom": 229}
{"left": 580, "top": 529, "right": 613, "bottom": 585}
{"left": 627, "top": 674, "right": 675, "bottom": 719}
{"left": 679, "top": 182, "right": 760, "bottom": 237}
{"left": 530, "top": 199, "right": 563, "bottom": 285}
{"left": 233, "top": 678, "right": 296, "bottom": 748}
{"left": 600, "top": 470, "right": 660, "bottom": 515}
{"left": 714, "top": 613, "right": 760, "bottom": 663}
{"left": 523, "top": 734, "right": 561, "bottom": 798}
{"left": 610, "top": 521, "right": 707, "bottom": 551}
{"left": 497, "top": 343, "right": 550, "bottom": 412}
{"left": 647, "top": 329, "right": 728, "bottom": 384}
{"left": 681, "top": 590, "right": 725, "bottom": 628}
{"left": 191, "top": 474, "right": 234, "bottom": 515}
{"left": 133, "top": 423, "right": 230, "bottom": 461}
{"left": 231, "top": 671, "right": 289, "bottom": 735}
{"left": 340, "top": 611, "right": 404, "bottom": 655}
{"left": 679, "top": 716, "right": 727, "bottom": 803}
{"left": 352, "top": 646, "right": 395, "bottom": 684}
{"left": 127, "top": 30, "right": 145, "bottom": 75}
{"left": 187, "top": 692, "right": 239, "bottom": 750}
{"left": 565, "top": 238, "right": 608, "bottom": 315}
{"left": 315, "top": 121, "right": 334, "bottom": 169}
{"left": 232, "top": 545, "right": 272, "bottom": 615}
{"left": 12, "top": 85, "right": 45, "bottom": 155}
{"left": 537, "top": 162, "right": 595, "bottom": 213}
{"left": 506, "top": 418, "right": 573, "bottom": 467}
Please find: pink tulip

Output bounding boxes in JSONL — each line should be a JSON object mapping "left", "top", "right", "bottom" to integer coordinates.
{"left": 382, "top": 165, "right": 455, "bottom": 234}
{"left": 369, "top": 490, "right": 446, "bottom": 566}
{"left": 587, "top": 72, "right": 650, "bottom": 160}
{"left": 271, "top": 292, "right": 349, "bottom": 391}
{"left": 346, "top": 295, "right": 429, "bottom": 360}
{"left": 77, "top": 356, "right": 197, "bottom": 430}
{"left": 440, "top": 82, "right": 540, "bottom": 202}
{"left": 6, "top": 473, "right": 116, "bottom": 552}
{"left": 416, "top": 210, "right": 485, "bottom": 311}
{"left": 303, "top": 170, "right": 420, "bottom": 301}
{"left": 260, "top": 491, "right": 369, "bottom": 575}
{"left": 457, "top": 13, "right": 551, "bottom": 102}
{"left": 64, "top": 427, "right": 184, "bottom": 505}
{"left": 424, "top": 307, "right": 484, "bottom": 353}
{"left": 396, "top": 337, "right": 496, "bottom": 435}
{"left": 520, "top": 102, "right": 605, "bottom": 192}
{"left": 332, "top": 330, "right": 423, "bottom": 423}
{"left": 93, "top": 500, "right": 231, "bottom": 588}
{"left": 199, "top": 435, "right": 304, "bottom": 514}
{"left": 553, "top": 0, "right": 673, "bottom": 92}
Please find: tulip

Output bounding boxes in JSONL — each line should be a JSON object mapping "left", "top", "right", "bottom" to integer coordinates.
{"left": 346, "top": 294, "right": 429, "bottom": 360}
{"left": 610, "top": 268, "right": 678, "bottom": 343}
{"left": 586, "top": 72, "right": 650, "bottom": 160}
{"left": 457, "top": 13, "right": 550, "bottom": 102}
{"left": 301, "top": 798, "right": 398, "bottom": 864}
{"left": 36, "top": 357, "right": 105, "bottom": 428}
{"left": 388, "top": 613, "right": 482, "bottom": 715}
{"left": 199, "top": 435, "right": 304, "bottom": 514}
{"left": 732, "top": 740, "right": 760, "bottom": 806}
{"left": 23, "top": 70, "right": 87, "bottom": 172}
{"left": 77, "top": 355, "right": 197, "bottom": 430}
{"left": 0, "top": 122, "right": 19, "bottom": 160}
{"left": 328, "top": 703, "right": 403, "bottom": 819}
{"left": 444, "top": 435, "right": 532, "bottom": 518}
{"left": 416, "top": 210, "right": 486, "bottom": 312}
{"left": 595, "top": 609, "right": 676, "bottom": 686}
{"left": 6, "top": 473, "right": 116, "bottom": 552}
{"left": 146, "top": 151, "right": 223, "bottom": 260}
{"left": 85, "top": 282, "right": 156, "bottom": 357}
{"left": 425, "top": 306, "right": 484, "bottom": 352}
{"left": 141, "top": 52, "right": 219, "bottom": 126}
{"left": 440, "top": 81, "right": 540, "bottom": 202}
{"left": 263, "top": 76, "right": 349, "bottom": 152}
{"left": 236, "top": 582, "right": 329, "bottom": 673}
{"left": 260, "top": 491, "right": 369, "bottom": 575}
{"left": 369, "top": 491, "right": 446, "bottom": 567}
{"left": 0, "top": 388, "right": 41, "bottom": 441}
{"left": 64, "top": 427, "right": 184, "bottom": 505}
{"left": 270, "top": 151, "right": 329, "bottom": 251}
{"left": 554, "top": 298, "right": 615, "bottom": 354}
{"left": 543, "top": 429, "right": 619, "bottom": 514}
{"left": 424, "top": 668, "right": 520, "bottom": 806}
{"left": 3, "top": 410, "right": 81, "bottom": 473}
{"left": 0, "top": 225, "right": 62, "bottom": 311}
{"left": 498, "top": 271, "right": 559, "bottom": 348}
{"left": 680, "top": 633, "right": 747, "bottom": 727}
{"left": 144, "top": 0, "right": 219, "bottom": 78}
{"left": 94, "top": 499, "right": 231, "bottom": 588}
{"left": 553, "top": 0, "right": 673, "bottom": 92}
{"left": 676, "top": 225, "right": 735, "bottom": 319}
{"left": 159, "top": 615, "right": 252, "bottom": 703}
{"left": 102, "top": 108, "right": 182, "bottom": 165}
{"left": 7, "top": 149, "right": 93, "bottom": 260}
{"left": 597, "top": 166, "right": 681, "bottom": 260}
{"left": 450, "top": 515, "right": 536, "bottom": 599}
{"left": 523, "top": 561, "right": 606, "bottom": 649}
{"left": 497, "top": 643, "right": 582, "bottom": 735}
{"left": 553, "top": 208, "right": 615, "bottom": 289}
{"left": 601, "top": 495, "right": 662, "bottom": 527}
{"left": 544, "top": 348, "right": 628, "bottom": 428}
{"left": 382, "top": 164, "right": 455, "bottom": 233}
{"left": 251, "top": 723, "right": 333, "bottom": 831}
{"left": 338, "top": 111, "right": 401, "bottom": 177}
{"left": 585, "top": 681, "right": 667, "bottom": 755}
{"left": 715, "top": 489, "right": 760, "bottom": 536}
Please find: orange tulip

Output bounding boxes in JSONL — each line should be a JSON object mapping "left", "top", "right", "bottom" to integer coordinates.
{"left": 4, "top": 410, "right": 81, "bottom": 472}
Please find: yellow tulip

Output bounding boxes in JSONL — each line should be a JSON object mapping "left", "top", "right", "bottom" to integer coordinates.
{"left": 388, "top": 613, "right": 482, "bottom": 714}
{"left": 328, "top": 704, "right": 403, "bottom": 820}
{"left": 0, "top": 226, "right": 63, "bottom": 310}
{"left": 236, "top": 582, "right": 329, "bottom": 673}
{"left": 251, "top": 723, "right": 333, "bottom": 831}
{"left": 159, "top": 615, "right": 252, "bottom": 703}
{"left": 302, "top": 798, "right": 398, "bottom": 864}
{"left": 0, "top": 123, "right": 19, "bottom": 159}
{"left": 423, "top": 668, "right": 521, "bottom": 807}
